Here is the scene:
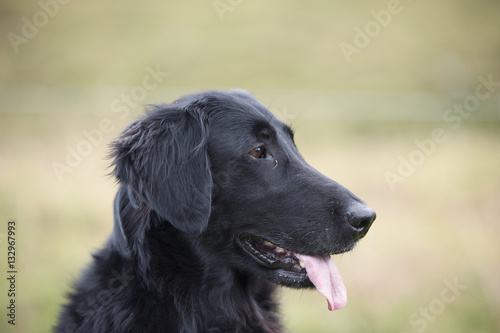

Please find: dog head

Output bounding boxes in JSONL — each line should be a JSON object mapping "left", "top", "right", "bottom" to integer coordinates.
{"left": 110, "top": 90, "right": 375, "bottom": 310}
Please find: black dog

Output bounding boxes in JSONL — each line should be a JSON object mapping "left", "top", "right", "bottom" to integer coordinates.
{"left": 56, "top": 90, "right": 375, "bottom": 333}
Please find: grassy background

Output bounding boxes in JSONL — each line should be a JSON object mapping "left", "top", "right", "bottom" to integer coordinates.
{"left": 1, "top": 1, "right": 500, "bottom": 332}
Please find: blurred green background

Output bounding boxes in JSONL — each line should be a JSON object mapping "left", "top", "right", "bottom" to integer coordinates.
{"left": 1, "top": 1, "right": 500, "bottom": 332}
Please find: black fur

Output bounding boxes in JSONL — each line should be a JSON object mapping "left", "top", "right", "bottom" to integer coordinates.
{"left": 56, "top": 90, "right": 376, "bottom": 333}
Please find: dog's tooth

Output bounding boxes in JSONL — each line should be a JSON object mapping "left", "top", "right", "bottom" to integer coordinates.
{"left": 274, "top": 247, "right": 285, "bottom": 254}
{"left": 299, "top": 261, "right": 306, "bottom": 269}
{"left": 262, "top": 240, "right": 274, "bottom": 248}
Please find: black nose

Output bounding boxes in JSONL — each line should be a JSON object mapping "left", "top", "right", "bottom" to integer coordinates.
{"left": 347, "top": 204, "right": 376, "bottom": 239}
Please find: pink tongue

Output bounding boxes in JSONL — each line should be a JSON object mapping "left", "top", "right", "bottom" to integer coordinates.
{"left": 296, "top": 254, "right": 347, "bottom": 311}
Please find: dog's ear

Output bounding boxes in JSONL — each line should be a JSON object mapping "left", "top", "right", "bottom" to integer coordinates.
{"left": 110, "top": 105, "right": 212, "bottom": 235}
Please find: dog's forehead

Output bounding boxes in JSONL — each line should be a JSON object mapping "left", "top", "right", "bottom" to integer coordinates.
{"left": 189, "top": 92, "right": 295, "bottom": 163}
{"left": 207, "top": 91, "right": 288, "bottom": 136}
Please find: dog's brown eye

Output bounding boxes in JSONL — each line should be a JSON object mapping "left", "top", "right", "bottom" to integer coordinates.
{"left": 250, "top": 147, "right": 266, "bottom": 159}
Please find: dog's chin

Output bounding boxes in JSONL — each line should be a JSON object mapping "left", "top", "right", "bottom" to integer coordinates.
{"left": 268, "top": 268, "right": 313, "bottom": 288}
{"left": 236, "top": 233, "right": 319, "bottom": 288}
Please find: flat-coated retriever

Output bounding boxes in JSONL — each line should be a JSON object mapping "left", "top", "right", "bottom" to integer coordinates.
{"left": 56, "top": 90, "right": 376, "bottom": 333}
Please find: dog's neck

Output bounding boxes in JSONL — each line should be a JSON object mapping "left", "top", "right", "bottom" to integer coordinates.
{"left": 111, "top": 185, "right": 282, "bottom": 332}
{"left": 148, "top": 225, "right": 282, "bottom": 332}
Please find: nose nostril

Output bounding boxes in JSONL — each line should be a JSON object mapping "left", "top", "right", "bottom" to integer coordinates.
{"left": 355, "top": 218, "right": 371, "bottom": 231}
{"left": 348, "top": 209, "right": 376, "bottom": 235}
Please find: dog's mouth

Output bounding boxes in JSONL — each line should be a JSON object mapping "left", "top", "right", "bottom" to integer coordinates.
{"left": 237, "top": 234, "right": 306, "bottom": 274}
{"left": 236, "top": 233, "right": 347, "bottom": 311}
